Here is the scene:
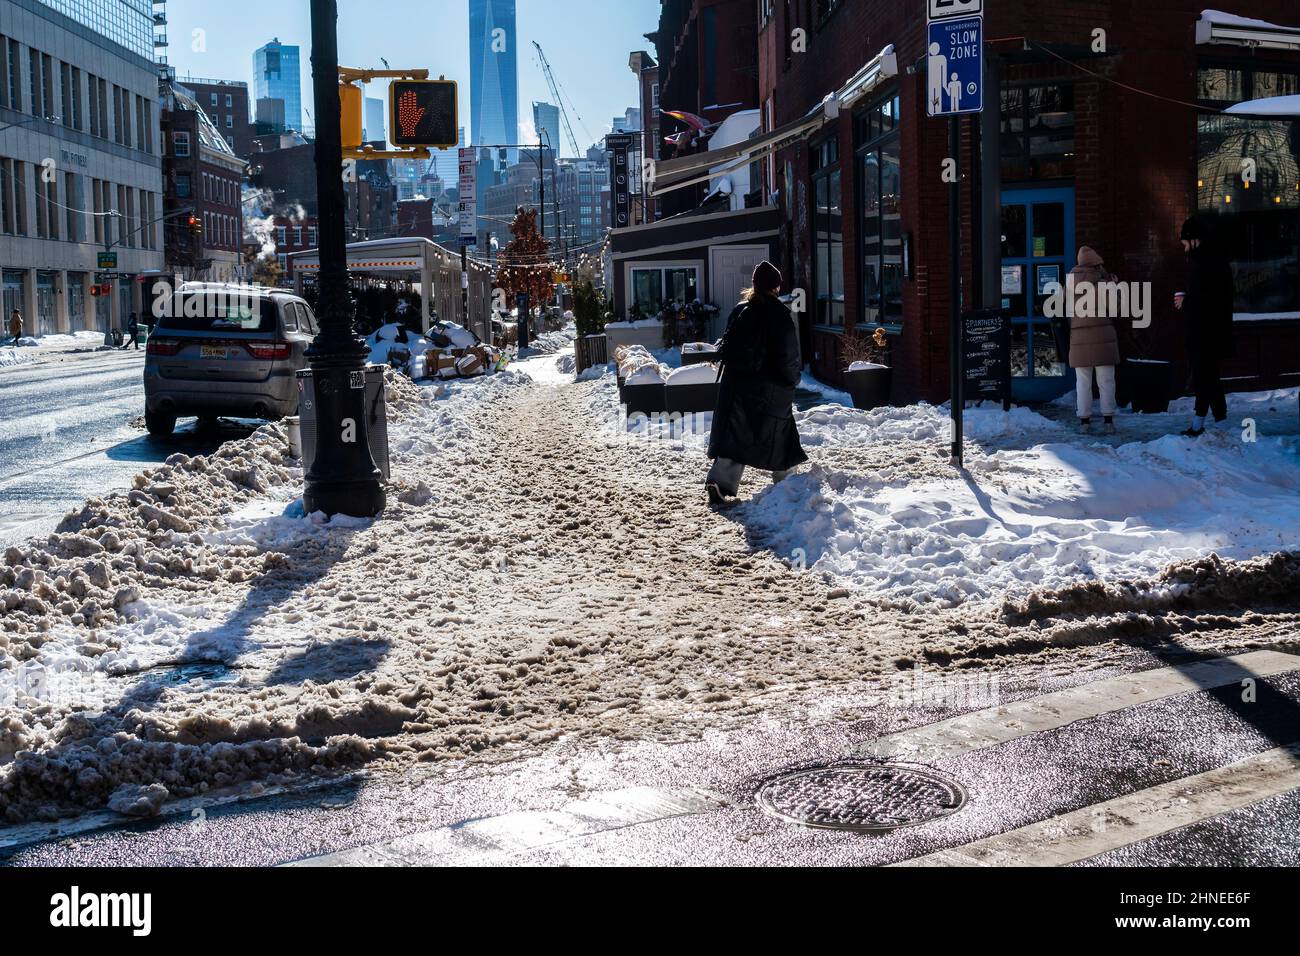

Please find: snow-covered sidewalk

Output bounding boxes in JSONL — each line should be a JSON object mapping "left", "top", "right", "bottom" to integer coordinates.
{"left": 1, "top": 330, "right": 112, "bottom": 369}
{"left": 2, "top": 355, "right": 1297, "bottom": 826}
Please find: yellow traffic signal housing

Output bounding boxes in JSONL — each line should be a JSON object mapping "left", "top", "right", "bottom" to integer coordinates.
{"left": 340, "top": 82, "right": 363, "bottom": 149}
{"left": 389, "top": 79, "right": 458, "bottom": 148}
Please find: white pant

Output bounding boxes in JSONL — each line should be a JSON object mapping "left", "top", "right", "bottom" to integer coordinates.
{"left": 1075, "top": 365, "right": 1117, "bottom": 419}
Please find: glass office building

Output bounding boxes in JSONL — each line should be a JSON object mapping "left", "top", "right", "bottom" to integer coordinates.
{"left": 34, "top": 0, "right": 154, "bottom": 62}
{"left": 252, "top": 38, "right": 301, "bottom": 133}
{"left": 469, "top": 0, "right": 518, "bottom": 163}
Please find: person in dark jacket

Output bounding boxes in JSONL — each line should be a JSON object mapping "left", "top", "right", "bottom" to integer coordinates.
{"left": 1174, "top": 217, "right": 1235, "bottom": 437}
{"left": 705, "top": 261, "right": 808, "bottom": 504}
{"left": 122, "top": 311, "right": 140, "bottom": 350}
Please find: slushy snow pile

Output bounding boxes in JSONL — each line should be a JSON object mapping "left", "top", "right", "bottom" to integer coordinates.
{"left": 584, "top": 367, "right": 1300, "bottom": 608}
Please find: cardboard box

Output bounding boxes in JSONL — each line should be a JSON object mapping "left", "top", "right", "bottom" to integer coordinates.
{"left": 456, "top": 352, "right": 485, "bottom": 377}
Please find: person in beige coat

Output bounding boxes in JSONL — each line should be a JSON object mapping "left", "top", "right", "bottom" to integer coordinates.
{"left": 1068, "top": 246, "right": 1121, "bottom": 433}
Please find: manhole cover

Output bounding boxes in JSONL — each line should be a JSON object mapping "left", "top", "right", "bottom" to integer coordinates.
{"left": 756, "top": 763, "right": 967, "bottom": 832}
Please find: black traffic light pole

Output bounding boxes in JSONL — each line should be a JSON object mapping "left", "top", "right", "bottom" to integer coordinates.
{"left": 304, "top": 0, "right": 385, "bottom": 519}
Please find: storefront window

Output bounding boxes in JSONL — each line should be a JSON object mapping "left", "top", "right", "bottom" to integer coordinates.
{"left": 856, "top": 93, "right": 902, "bottom": 330}
{"left": 1198, "top": 63, "right": 1300, "bottom": 313}
{"left": 811, "top": 137, "right": 843, "bottom": 326}
{"left": 629, "top": 265, "right": 700, "bottom": 317}
{"left": 1000, "top": 84, "right": 1075, "bottom": 182}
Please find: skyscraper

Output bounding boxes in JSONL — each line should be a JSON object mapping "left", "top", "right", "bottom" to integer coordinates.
{"left": 364, "top": 97, "right": 386, "bottom": 144}
{"left": 533, "top": 102, "right": 561, "bottom": 157}
{"left": 469, "top": 0, "right": 519, "bottom": 163}
{"left": 253, "top": 38, "right": 302, "bottom": 133}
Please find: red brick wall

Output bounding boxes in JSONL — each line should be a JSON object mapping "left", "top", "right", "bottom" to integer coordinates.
{"left": 759, "top": 0, "right": 1300, "bottom": 402}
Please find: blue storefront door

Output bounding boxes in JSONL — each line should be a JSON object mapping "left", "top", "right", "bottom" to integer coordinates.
{"left": 1000, "top": 187, "right": 1075, "bottom": 402}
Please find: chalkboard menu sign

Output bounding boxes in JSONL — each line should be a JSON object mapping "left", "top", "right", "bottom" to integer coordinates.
{"left": 962, "top": 309, "right": 1011, "bottom": 408}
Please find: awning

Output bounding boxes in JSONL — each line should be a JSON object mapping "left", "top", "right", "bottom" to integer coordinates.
{"left": 1224, "top": 94, "right": 1300, "bottom": 118}
{"left": 1196, "top": 9, "right": 1300, "bottom": 51}
{"left": 649, "top": 44, "right": 898, "bottom": 199}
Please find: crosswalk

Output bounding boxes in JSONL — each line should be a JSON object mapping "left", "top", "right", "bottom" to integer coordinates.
{"left": 288, "top": 649, "right": 1300, "bottom": 866}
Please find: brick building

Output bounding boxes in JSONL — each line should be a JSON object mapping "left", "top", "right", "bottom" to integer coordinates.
{"left": 653, "top": 0, "right": 1300, "bottom": 404}
{"left": 175, "top": 76, "right": 253, "bottom": 159}
{"left": 161, "top": 80, "right": 245, "bottom": 283}
{"left": 649, "top": 0, "right": 760, "bottom": 216}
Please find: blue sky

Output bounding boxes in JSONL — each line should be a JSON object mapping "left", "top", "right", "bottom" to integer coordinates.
{"left": 165, "top": 0, "right": 660, "bottom": 153}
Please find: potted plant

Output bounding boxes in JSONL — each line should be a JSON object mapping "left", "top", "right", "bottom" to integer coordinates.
{"left": 840, "top": 326, "right": 892, "bottom": 410}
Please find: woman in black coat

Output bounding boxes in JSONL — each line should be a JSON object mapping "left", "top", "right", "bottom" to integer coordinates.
{"left": 706, "top": 261, "right": 808, "bottom": 504}
{"left": 1175, "top": 216, "right": 1235, "bottom": 437}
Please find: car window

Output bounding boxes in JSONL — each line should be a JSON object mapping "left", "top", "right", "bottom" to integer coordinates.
{"left": 158, "top": 294, "right": 276, "bottom": 333}
{"left": 300, "top": 303, "right": 319, "bottom": 335}
{"left": 280, "top": 302, "right": 299, "bottom": 333}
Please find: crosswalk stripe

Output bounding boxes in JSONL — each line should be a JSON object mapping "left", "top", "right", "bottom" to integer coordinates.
{"left": 895, "top": 742, "right": 1300, "bottom": 866}
{"left": 286, "top": 787, "right": 724, "bottom": 866}
{"left": 860, "top": 650, "right": 1300, "bottom": 763}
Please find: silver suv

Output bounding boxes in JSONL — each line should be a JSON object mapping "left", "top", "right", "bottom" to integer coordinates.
{"left": 143, "top": 283, "right": 317, "bottom": 437}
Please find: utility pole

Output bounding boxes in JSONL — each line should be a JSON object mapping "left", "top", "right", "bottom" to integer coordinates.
{"left": 303, "top": 0, "right": 384, "bottom": 518}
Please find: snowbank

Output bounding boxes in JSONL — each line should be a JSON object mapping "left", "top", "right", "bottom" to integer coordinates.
{"left": 748, "top": 400, "right": 1300, "bottom": 608}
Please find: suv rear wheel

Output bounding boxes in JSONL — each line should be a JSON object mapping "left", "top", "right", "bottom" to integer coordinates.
{"left": 145, "top": 409, "right": 176, "bottom": 437}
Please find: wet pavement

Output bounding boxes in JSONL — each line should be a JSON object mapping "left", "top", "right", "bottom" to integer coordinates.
{"left": 4, "top": 644, "right": 1297, "bottom": 867}
{"left": 0, "top": 348, "right": 255, "bottom": 547}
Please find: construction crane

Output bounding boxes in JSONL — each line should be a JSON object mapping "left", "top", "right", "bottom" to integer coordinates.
{"left": 532, "top": 41, "right": 588, "bottom": 156}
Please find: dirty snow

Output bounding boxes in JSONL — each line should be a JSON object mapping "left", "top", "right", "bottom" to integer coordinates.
{"left": 1, "top": 354, "right": 1297, "bottom": 825}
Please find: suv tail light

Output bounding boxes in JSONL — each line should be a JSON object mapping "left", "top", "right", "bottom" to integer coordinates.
{"left": 244, "top": 341, "right": 291, "bottom": 360}
{"left": 146, "top": 337, "right": 183, "bottom": 356}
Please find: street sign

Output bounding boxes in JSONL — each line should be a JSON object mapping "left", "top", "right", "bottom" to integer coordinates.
{"left": 388, "top": 79, "right": 458, "bottom": 148}
{"left": 929, "top": 0, "right": 982, "bottom": 19}
{"left": 458, "top": 147, "right": 477, "bottom": 246}
{"left": 927, "top": 15, "right": 983, "bottom": 116}
{"left": 97, "top": 251, "right": 117, "bottom": 269}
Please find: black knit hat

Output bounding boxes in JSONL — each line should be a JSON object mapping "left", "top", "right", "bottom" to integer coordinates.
{"left": 752, "top": 260, "right": 782, "bottom": 293}
{"left": 1180, "top": 217, "right": 1207, "bottom": 241}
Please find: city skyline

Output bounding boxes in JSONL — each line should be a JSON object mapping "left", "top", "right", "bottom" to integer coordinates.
{"left": 162, "top": 0, "right": 656, "bottom": 149}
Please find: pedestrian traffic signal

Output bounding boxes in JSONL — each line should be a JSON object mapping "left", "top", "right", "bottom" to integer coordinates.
{"left": 388, "top": 79, "right": 457, "bottom": 148}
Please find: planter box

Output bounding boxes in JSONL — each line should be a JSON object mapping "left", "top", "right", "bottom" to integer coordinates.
{"left": 619, "top": 382, "right": 666, "bottom": 416}
{"left": 843, "top": 365, "right": 893, "bottom": 410}
{"left": 664, "top": 381, "right": 719, "bottom": 414}
{"left": 681, "top": 345, "right": 721, "bottom": 366}
{"left": 1118, "top": 359, "right": 1174, "bottom": 414}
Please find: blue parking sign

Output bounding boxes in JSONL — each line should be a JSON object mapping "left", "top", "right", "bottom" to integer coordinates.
{"left": 927, "top": 15, "right": 983, "bottom": 116}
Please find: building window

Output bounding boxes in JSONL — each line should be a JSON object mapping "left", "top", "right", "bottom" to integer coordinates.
{"left": 175, "top": 172, "right": 191, "bottom": 198}
{"left": 308, "top": 226, "right": 317, "bottom": 246}
{"left": 225, "top": 93, "right": 233, "bottom": 108}
{"left": 811, "top": 136, "right": 843, "bottom": 326}
{"left": 628, "top": 264, "right": 699, "bottom": 317}
{"left": 293, "top": 225, "right": 303, "bottom": 246}
{"left": 276, "top": 225, "right": 287, "bottom": 246}
{"left": 1000, "top": 84, "right": 1075, "bottom": 182}
{"left": 856, "top": 94, "right": 903, "bottom": 331}
{"left": 173, "top": 131, "right": 191, "bottom": 157}
{"left": 1198, "top": 62, "right": 1300, "bottom": 313}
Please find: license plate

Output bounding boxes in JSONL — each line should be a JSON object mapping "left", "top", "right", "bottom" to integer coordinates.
{"left": 200, "top": 344, "right": 229, "bottom": 359}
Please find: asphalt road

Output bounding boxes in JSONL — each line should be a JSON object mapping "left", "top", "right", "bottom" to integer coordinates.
{"left": 0, "top": 348, "right": 253, "bottom": 548}
{"left": 4, "top": 644, "right": 1298, "bottom": 867}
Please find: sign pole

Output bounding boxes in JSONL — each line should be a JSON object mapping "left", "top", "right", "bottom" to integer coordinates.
{"left": 949, "top": 114, "right": 964, "bottom": 468}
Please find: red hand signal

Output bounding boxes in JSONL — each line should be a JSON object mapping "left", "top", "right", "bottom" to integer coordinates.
{"left": 398, "top": 90, "right": 426, "bottom": 139}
